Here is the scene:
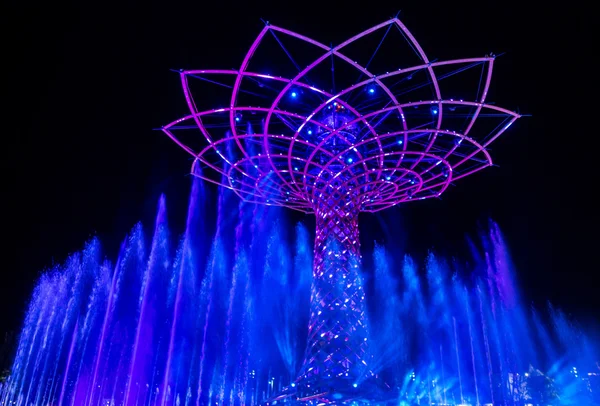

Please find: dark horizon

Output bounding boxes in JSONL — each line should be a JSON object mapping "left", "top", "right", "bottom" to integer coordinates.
{"left": 4, "top": 0, "right": 597, "bottom": 338}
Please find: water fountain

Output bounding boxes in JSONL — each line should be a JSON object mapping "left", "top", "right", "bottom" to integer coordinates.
{"left": 1, "top": 180, "right": 598, "bottom": 405}
{"left": 2, "top": 18, "right": 599, "bottom": 406}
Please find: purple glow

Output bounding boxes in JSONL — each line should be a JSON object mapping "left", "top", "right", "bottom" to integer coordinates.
{"left": 163, "top": 19, "right": 521, "bottom": 396}
{"left": 163, "top": 19, "right": 521, "bottom": 212}
{"left": 2, "top": 192, "right": 599, "bottom": 405}
{"left": 5, "top": 17, "right": 598, "bottom": 406}
{"left": 160, "top": 17, "right": 525, "bottom": 403}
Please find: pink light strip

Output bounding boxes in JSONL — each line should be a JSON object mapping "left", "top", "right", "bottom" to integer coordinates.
{"left": 164, "top": 19, "right": 521, "bottom": 214}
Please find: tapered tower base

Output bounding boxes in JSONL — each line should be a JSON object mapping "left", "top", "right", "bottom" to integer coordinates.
{"left": 262, "top": 375, "right": 397, "bottom": 405}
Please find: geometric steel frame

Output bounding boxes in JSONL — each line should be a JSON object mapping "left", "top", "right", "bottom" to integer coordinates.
{"left": 163, "top": 18, "right": 520, "bottom": 404}
{"left": 162, "top": 18, "right": 520, "bottom": 214}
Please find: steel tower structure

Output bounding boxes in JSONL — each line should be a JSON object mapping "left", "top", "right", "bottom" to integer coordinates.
{"left": 163, "top": 17, "right": 520, "bottom": 404}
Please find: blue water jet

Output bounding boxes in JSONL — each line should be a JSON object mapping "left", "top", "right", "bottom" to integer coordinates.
{"left": 1, "top": 183, "right": 599, "bottom": 406}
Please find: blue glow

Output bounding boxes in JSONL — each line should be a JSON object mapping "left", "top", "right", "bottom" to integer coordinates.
{"left": 5, "top": 180, "right": 599, "bottom": 406}
{"left": 398, "top": 140, "right": 403, "bottom": 145}
{"left": 291, "top": 91, "right": 297, "bottom": 98}
{"left": 235, "top": 116, "right": 241, "bottom": 122}
{"left": 307, "top": 130, "right": 312, "bottom": 135}
{"left": 431, "top": 107, "right": 438, "bottom": 115}
{"left": 386, "top": 176, "right": 391, "bottom": 180}
{"left": 347, "top": 157, "right": 353, "bottom": 163}
{"left": 368, "top": 88, "right": 375, "bottom": 94}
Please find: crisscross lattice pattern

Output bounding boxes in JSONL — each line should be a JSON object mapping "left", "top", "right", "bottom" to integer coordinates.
{"left": 299, "top": 202, "right": 369, "bottom": 383}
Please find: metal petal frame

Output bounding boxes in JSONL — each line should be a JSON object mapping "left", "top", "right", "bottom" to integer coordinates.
{"left": 162, "top": 18, "right": 520, "bottom": 215}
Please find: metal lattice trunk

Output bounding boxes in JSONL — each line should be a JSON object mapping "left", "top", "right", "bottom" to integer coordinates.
{"left": 298, "top": 204, "right": 370, "bottom": 384}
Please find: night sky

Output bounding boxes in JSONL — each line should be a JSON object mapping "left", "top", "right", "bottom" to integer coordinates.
{"left": 4, "top": 1, "right": 597, "bottom": 337}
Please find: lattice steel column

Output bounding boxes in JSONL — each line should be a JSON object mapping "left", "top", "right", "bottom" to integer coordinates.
{"left": 297, "top": 196, "right": 370, "bottom": 384}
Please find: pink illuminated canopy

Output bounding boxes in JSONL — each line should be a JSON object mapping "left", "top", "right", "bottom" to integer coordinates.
{"left": 163, "top": 18, "right": 520, "bottom": 214}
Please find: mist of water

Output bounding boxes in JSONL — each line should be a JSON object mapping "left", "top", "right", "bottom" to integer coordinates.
{"left": 1, "top": 176, "right": 598, "bottom": 405}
